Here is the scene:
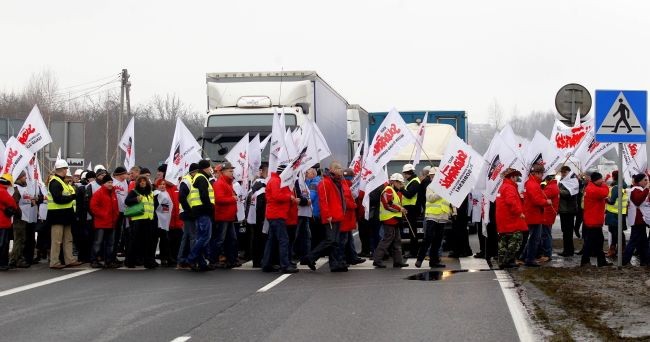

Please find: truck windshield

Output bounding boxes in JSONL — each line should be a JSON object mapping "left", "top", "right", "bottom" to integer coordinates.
{"left": 207, "top": 114, "right": 297, "bottom": 127}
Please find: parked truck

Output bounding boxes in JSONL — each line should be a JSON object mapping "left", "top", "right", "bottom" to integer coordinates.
{"left": 201, "top": 71, "right": 368, "bottom": 165}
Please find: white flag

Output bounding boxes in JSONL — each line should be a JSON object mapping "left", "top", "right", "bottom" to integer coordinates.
{"left": 621, "top": 143, "right": 647, "bottom": 184}
{"left": 56, "top": 148, "right": 61, "bottom": 161}
{"left": 280, "top": 122, "right": 320, "bottom": 188}
{"left": 248, "top": 134, "right": 262, "bottom": 180}
{"left": 573, "top": 130, "right": 616, "bottom": 171}
{"left": 549, "top": 118, "right": 593, "bottom": 158}
{"left": 165, "top": 118, "right": 203, "bottom": 185}
{"left": 366, "top": 108, "right": 416, "bottom": 168}
{"left": 0, "top": 139, "right": 5, "bottom": 170}
{"left": 225, "top": 133, "right": 249, "bottom": 182}
{"left": 2, "top": 137, "right": 33, "bottom": 181}
{"left": 259, "top": 134, "right": 271, "bottom": 152}
{"left": 269, "top": 109, "right": 288, "bottom": 173}
{"left": 431, "top": 135, "right": 486, "bottom": 208}
{"left": 16, "top": 105, "right": 53, "bottom": 153}
{"left": 482, "top": 134, "right": 523, "bottom": 202}
{"left": 412, "top": 112, "right": 428, "bottom": 167}
{"left": 284, "top": 128, "right": 298, "bottom": 162}
{"left": 305, "top": 119, "right": 331, "bottom": 161}
{"left": 118, "top": 117, "right": 135, "bottom": 170}
{"left": 560, "top": 171, "right": 580, "bottom": 196}
{"left": 87, "top": 162, "right": 92, "bottom": 171}
{"left": 524, "top": 131, "right": 562, "bottom": 177}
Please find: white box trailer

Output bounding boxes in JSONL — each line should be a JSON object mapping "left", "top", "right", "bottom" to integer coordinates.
{"left": 202, "top": 71, "right": 364, "bottom": 165}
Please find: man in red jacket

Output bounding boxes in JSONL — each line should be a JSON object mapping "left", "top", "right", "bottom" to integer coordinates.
{"left": 0, "top": 174, "right": 18, "bottom": 271}
{"left": 211, "top": 162, "right": 240, "bottom": 268}
{"left": 301, "top": 161, "right": 348, "bottom": 272}
{"left": 522, "top": 164, "right": 551, "bottom": 267}
{"left": 540, "top": 174, "right": 560, "bottom": 262}
{"left": 581, "top": 172, "right": 613, "bottom": 266}
{"left": 262, "top": 165, "right": 299, "bottom": 273}
{"left": 89, "top": 175, "right": 120, "bottom": 268}
{"left": 496, "top": 168, "right": 527, "bottom": 269}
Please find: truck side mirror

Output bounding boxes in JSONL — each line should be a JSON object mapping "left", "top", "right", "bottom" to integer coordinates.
{"left": 296, "top": 102, "right": 310, "bottom": 114}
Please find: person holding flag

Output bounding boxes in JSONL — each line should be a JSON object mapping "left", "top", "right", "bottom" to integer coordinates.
{"left": 520, "top": 163, "right": 550, "bottom": 267}
{"left": 495, "top": 168, "right": 528, "bottom": 269}
{"left": 581, "top": 172, "right": 612, "bottom": 267}
{"left": 211, "top": 162, "right": 240, "bottom": 269}
{"left": 399, "top": 163, "right": 421, "bottom": 258}
{"left": 415, "top": 167, "right": 451, "bottom": 269}
{"left": 373, "top": 173, "right": 409, "bottom": 269}
{"left": 0, "top": 174, "right": 18, "bottom": 271}
{"left": 186, "top": 160, "right": 215, "bottom": 272}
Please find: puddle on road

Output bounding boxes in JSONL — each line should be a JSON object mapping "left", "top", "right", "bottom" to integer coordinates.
{"left": 405, "top": 269, "right": 492, "bottom": 281}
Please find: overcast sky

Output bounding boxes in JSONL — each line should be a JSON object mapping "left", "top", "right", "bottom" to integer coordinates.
{"left": 2, "top": 0, "right": 649, "bottom": 123}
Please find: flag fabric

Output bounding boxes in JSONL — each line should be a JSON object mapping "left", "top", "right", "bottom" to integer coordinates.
{"left": 549, "top": 118, "right": 593, "bottom": 158}
{"left": 56, "top": 148, "right": 61, "bottom": 161}
{"left": 165, "top": 118, "right": 203, "bottom": 185}
{"left": 349, "top": 129, "right": 368, "bottom": 198}
{"left": 118, "top": 117, "right": 136, "bottom": 170}
{"left": 2, "top": 137, "right": 33, "bottom": 181}
{"left": 572, "top": 129, "right": 616, "bottom": 171}
{"left": 16, "top": 105, "right": 53, "bottom": 153}
{"left": 560, "top": 171, "right": 580, "bottom": 196}
{"left": 366, "top": 108, "right": 416, "bottom": 168}
{"left": 225, "top": 133, "right": 249, "bottom": 182}
{"left": 621, "top": 143, "right": 647, "bottom": 184}
{"left": 268, "top": 109, "right": 288, "bottom": 174}
{"left": 482, "top": 134, "right": 523, "bottom": 202}
{"left": 524, "top": 131, "right": 562, "bottom": 176}
{"left": 412, "top": 112, "right": 428, "bottom": 167}
{"left": 248, "top": 134, "right": 262, "bottom": 181}
{"left": 430, "top": 135, "right": 486, "bottom": 208}
{"left": 87, "top": 162, "right": 92, "bottom": 171}
{"left": 280, "top": 120, "right": 320, "bottom": 188}
{"left": 259, "top": 134, "right": 271, "bottom": 152}
{"left": 0, "top": 139, "right": 5, "bottom": 170}
{"left": 304, "top": 119, "right": 331, "bottom": 161}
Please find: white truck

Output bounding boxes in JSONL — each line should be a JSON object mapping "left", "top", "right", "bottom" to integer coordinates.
{"left": 201, "top": 71, "right": 368, "bottom": 165}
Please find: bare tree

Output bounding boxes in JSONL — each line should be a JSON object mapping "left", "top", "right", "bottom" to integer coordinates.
{"left": 488, "top": 98, "right": 504, "bottom": 131}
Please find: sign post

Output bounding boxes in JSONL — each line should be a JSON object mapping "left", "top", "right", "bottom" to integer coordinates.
{"left": 595, "top": 90, "right": 647, "bottom": 268}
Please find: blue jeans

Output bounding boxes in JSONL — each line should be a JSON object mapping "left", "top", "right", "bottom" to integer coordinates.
{"left": 188, "top": 215, "right": 212, "bottom": 266}
{"left": 525, "top": 224, "right": 542, "bottom": 263}
{"left": 211, "top": 221, "right": 238, "bottom": 264}
{"left": 294, "top": 216, "right": 312, "bottom": 259}
{"left": 177, "top": 219, "right": 197, "bottom": 264}
{"left": 262, "top": 219, "right": 290, "bottom": 270}
{"left": 92, "top": 228, "right": 115, "bottom": 263}
{"left": 541, "top": 225, "right": 552, "bottom": 258}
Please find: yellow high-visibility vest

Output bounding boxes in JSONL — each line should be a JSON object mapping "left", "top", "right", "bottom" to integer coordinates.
{"left": 379, "top": 186, "right": 402, "bottom": 222}
{"left": 401, "top": 177, "right": 420, "bottom": 206}
{"left": 188, "top": 173, "right": 214, "bottom": 208}
{"left": 425, "top": 196, "right": 452, "bottom": 216}
{"left": 47, "top": 176, "right": 75, "bottom": 210}
{"left": 179, "top": 174, "right": 194, "bottom": 211}
{"left": 606, "top": 186, "right": 628, "bottom": 215}
{"left": 130, "top": 193, "right": 154, "bottom": 221}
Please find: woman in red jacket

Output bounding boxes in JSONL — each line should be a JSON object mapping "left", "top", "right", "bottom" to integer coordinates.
{"left": 342, "top": 169, "right": 364, "bottom": 265}
{"left": 0, "top": 174, "right": 18, "bottom": 271}
{"left": 540, "top": 174, "right": 560, "bottom": 262}
{"left": 89, "top": 175, "right": 120, "bottom": 268}
{"left": 581, "top": 172, "right": 612, "bottom": 267}
{"left": 495, "top": 168, "right": 527, "bottom": 269}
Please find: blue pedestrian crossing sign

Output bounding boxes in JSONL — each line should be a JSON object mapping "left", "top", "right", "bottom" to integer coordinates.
{"left": 595, "top": 90, "right": 647, "bottom": 143}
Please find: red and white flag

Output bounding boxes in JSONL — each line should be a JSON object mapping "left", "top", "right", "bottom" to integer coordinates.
{"left": 481, "top": 134, "right": 523, "bottom": 202}
{"left": 524, "top": 131, "right": 562, "bottom": 177}
{"left": 2, "top": 137, "right": 32, "bottom": 181}
{"left": 118, "top": 117, "right": 136, "bottom": 170}
{"left": 572, "top": 129, "right": 616, "bottom": 171}
{"left": 549, "top": 118, "right": 593, "bottom": 158}
{"left": 366, "top": 108, "right": 415, "bottom": 168}
{"left": 16, "top": 105, "right": 53, "bottom": 153}
{"left": 165, "top": 118, "right": 203, "bottom": 185}
{"left": 412, "top": 112, "right": 428, "bottom": 167}
{"left": 0, "top": 139, "right": 5, "bottom": 170}
{"left": 621, "top": 143, "right": 647, "bottom": 184}
{"left": 225, "top": 133, "right": 249, "bottom": 182}
{"left": 431, "top": 135, "right": 485, "bottom": 208}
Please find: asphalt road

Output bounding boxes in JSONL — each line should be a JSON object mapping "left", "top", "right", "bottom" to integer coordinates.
{"left": 0, "top": 236, "right": 523, "bottom": 342}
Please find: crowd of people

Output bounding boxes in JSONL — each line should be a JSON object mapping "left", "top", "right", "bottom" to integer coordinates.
{"left": 1, "top": 157, "right": 649, "bottom": 273}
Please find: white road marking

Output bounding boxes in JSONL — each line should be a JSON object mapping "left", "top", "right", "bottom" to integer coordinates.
{"left": 0, "top": 269, "right": 99, "bottom": 298}
{"left": 235, "top": 258, "right": 328, "bottom": 271}
{"left": 257, "top": 274, "right": 291, "bottom": 293}
{"left": 494, "top": 270, "right": 536, "bottom": 342}
{"left": 459, "top": 256, "right": 490, "bottom": 270}
{"left": 170, "top": 336, "right": 191, "bottom": 342}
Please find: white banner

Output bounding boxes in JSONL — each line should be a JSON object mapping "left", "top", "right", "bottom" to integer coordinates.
{"left": 573, "top": 130, "right": 616, "bottom": 171}
{"left": 560, "top": 171, "right": 580, "bottom": 196}
{"left": 366, "top": 108, "right": 416, "bottom": 168}
{"left": 118, "top": 117, "right": 135, "bottom": 170}
{"left": 2, "top": 137, "right": 33, "bottom": 181}
{"left": 16, "top": 105, "right": 53, "bottom": 153}
{"left": 248, "top": 134, "right": 262, "bottom": 180}
{"left": 0, "top": 139, "right": 4, "bottom": 170}
{"left": 431, "top": 135, "right": 485, "bottom": 208}
{"left": 621, "top": 143, "right": 647, "bottom": 184}
{"left": 165, "top": 118, "right": 202, "bottom": 185}
{"left": 268, "top": 109, "right": 288, "bottom": 173}
{"left": 412, "top": 112, "right": 428, "bottom": 167}
{"left": 469, "top": 190, "right": 483, "bottom": 223}
{"left": 524, "top": 131, "right": 562, "bottom": 176}
{"left": 482, "top": 134, "right": 523, "bottom": 202}
{"left": 549, "top": 118, "right": 593, "bottom": 158}
{"left": 225, "top": 133, "right": 249, "bottom": 182}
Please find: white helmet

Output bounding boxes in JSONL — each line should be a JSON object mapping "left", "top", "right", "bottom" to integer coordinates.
{"left": 73, "top": 169, "right": 83, "bottom": 176}
{"left": 54, "top": 159, "right": 69, "bottom": 169}
{"left": 66, "top": 169, "right": 72, "bottom": 177}
{"left": 402, "top": 163, "right": 415, "bottom": 172}
{"left": 94, "top": 164, "right": 106, "bottom": 173}
{"left": 389, "top": 173, "right": 405, "bottom": 183}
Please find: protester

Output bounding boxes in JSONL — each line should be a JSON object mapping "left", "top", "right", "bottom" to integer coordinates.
{"left": 341, "top": 168, "right": 364, "bottom": 265}
{"left": 558, "top": 166, "right": 578, "bottom": 256}
{"left": 186, "top": 160, "right": 215, "bottom": 272}
{"left": 581, "top": 172, "right": 613, "bottom": 267}
{"left": 112, "top": 167, "right": 129, "bottom": 260}
{"left": 89, "top": 175, "right": 120, "bottom": 268}
{"left": 605, "top": 170, "right": 628, "bottom": 257}
{"left": 10, "top": 172, "right": 34, "bottom": 268}
{"left": 176, "top": 163, "right": 199, "bottom": 270}
{"left": 623, "top": 173, "right": 649, "bottom": 266}
{"left": 0, "top": 174, "right": 18, "bottom": 271}
{"left": 305, "top": 167, "right": 323, "bottom": 248}
{"left": 373, "top": 173, "right": 409, "bottom": 268}
{"left": 262, "top": 165, "right": 298, "bottom": 273}
{"left": 522, "top": 163, "right": 549, "bottom": 267}
{"left": 212, "top": 162, "right": 240, "bottom": 268}
{"left": 495, "top": 168, "right": 528, "bottom": 269}
{"left": 540, "top": 173, "right": 559, "bottom": 262}
{"left": 416, "top": 167, "right": 451, "bottom": 268}
{"left": 48, "top": 160, "right": 83, "bottom": 269}
{"left": 400, "top": 163, "right": 421, "bottom": 258}
{"left": 125, "top": 175, "right": 157, "bottom": 269}
{"left": 247, "top": 163, "right": 268, "bottom": 268}
{"left": 294, "top": 176, "right": 313, "bottom": 262}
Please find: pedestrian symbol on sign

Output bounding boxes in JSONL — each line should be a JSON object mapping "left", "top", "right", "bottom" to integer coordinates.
{"left": 595, "top": 92, "right": 645, "bottom": 136}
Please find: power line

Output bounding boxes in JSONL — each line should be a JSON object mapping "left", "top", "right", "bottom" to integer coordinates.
{"left": 49, "top": 79, "right": 120, "bottom": 99}
{"left": 57, "top": 73, "right": 121, "bottom": 91}
{"left": 46, "top": 86, "right": 121, "bottom": 105}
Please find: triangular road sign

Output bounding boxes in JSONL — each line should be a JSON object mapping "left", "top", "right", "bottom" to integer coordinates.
{"left": 596, "top": 92, "right": 645, "bottom": 135}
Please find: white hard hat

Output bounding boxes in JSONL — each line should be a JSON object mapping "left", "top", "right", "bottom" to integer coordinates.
{"left": 66, "top": 169, "right": 72, "bottom": 177}
{"left": 402, "top": 163, "right": 415, "bottom": 172}
{"left": 390, "top": 173, "right": 405, "bottom": 183}
{"left": 74, "top": 169, "right": 83, "bottom": 176}
{"left": 94, "top": 164, "right": 106, "bottom": 173}
{"left": 428, "top": 167, "right": 438, "bottom": 175}
{"left": 54, "top": 159, "right": 69, "bottom": 169}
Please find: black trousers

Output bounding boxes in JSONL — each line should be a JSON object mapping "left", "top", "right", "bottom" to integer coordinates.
{"left": 559, "top": 213, "right": 576, "bottom": 254}
{"left": 251, "top": 221, "right": 267, "bottom": 267}
{"left": 126, "top": 219, "right": 156, "bottom": 267}
{"left": 581, "top": 227, "right": 607, "bottom": 266}
{"left": 0, "top": 228, "right": 11, "bottom": 267}
{"left": 417, "top": 221, "right": 445, "bottom": 264}
{"left": 23, "top": 222, "right": 36, "bottom": 264}
{"left": 404, "top": 206, "right": 420, "bottom": 256}
{"left": 168, "top": 229, "right": 183, "bottom": 264}
{"left": 486, "top": 222, "right": 498, "bottom": 259}
{"left": 357, "top": 217, "right": 372, "bottom": 255}
{"left": 305, "top": 221, "right": 345, "bottom": 269}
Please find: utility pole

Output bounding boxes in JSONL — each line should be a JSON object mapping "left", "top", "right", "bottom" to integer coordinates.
{"left": 116, "top": 69, "right": 128, "bottom": 167}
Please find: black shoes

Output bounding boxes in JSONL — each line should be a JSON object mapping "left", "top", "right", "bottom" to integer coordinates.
{"left": 524, "top": 262, "right": 540, "bottom": 267}
{"left": 281, "top": 266, "right": 299, "bottom": 274}
{"left": 414, "top": 260, "right": 423, "bottom": 268}
{"left": 373, "top": 261, "right": 386, "bottom": 268}
{"left": 300, "top": 258, "right": 317, "bottom": 271}
{"left": 393, "top": 262, "right": 409, "bottom": 268}
{"left": 348, "top": 258, "right": 366, "bottom": 265}
{"left": 330, "top": 267, "right": 348, "bottom": 272}
{"left": 91, "top": 262, "right": 104, "bottom": 269}
{"left": 474, "top": 251, "right": 485, "bottom": 258}
{"left": 558, "top": 252, "right": 574, "bottom": 257}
